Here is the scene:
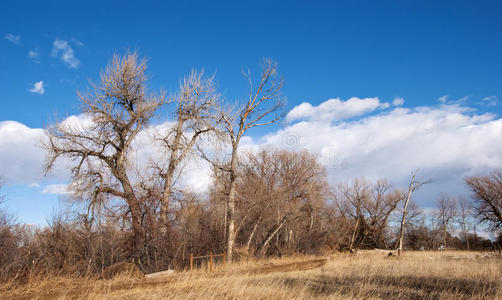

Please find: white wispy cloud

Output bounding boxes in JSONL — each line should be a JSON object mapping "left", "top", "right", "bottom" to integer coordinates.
{"left": 51, "top": 39, "right": 80, "bottom": 69}
{"left": 482, "top": 96, "right": 497, "bottom": 106}
{"left": 28, "top": 48, "right": 40, "bottom": 63}
{"left": 4, "top": 33, "right": 20, "bottom": 44}
{"left": 41, "top": 184, "right": 71, "bottom": 195}
{"left": 285, "top": 97, "right": 389, "bottom": 123}
{"left": 392, "top": 97, "right": 404, "bottom": 106}
{"left": 29, "top": 81, "right": 45, "bottom": 95}
{"left": 71, "top": 37, "right": 84, "bottom": 47}
{"left": 438, "top": 95, "right": 448, "bottom": 103}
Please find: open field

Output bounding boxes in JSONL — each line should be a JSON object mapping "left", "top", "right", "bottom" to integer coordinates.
{"left": 1, "top": 251, "right": 501, "bottom": 300}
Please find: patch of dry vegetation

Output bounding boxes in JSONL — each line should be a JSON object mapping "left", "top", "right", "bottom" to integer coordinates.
{"left": 1, "top": 251, "right": 500, "bottom": 300}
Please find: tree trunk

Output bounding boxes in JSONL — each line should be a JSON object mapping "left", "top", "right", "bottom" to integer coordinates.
{"left": 255, "top": 215, "right": 288, "bottom": 257}
{"left": 225, "top": 143, "right": 239, "bottom": 263}
{"left": 226, "top": 171, "right": 237, "bottom": 262}
{"left": 160, "top": 167, "right": 175, "bottom": 232}
{"left": 160, "top": 123, "right": 182, "bottom": 233}
{"left": 443, "top": 227, "right": 447, "bottom": 249}
{"left": 245, "top": 218, "right": 261, "bottom": 256}
{"left": 397, "top": 173, "right": 415, "bottom": 255}
{"left": 349, "top": 218, "right": 359, "bottom": 252}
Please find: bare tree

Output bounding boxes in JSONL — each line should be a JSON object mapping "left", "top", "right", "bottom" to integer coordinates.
{"left": 436, "top": 194, "right": 457, "bottom": 249}
{"left": 466, "top": 171, "right": 502, "bottom": 230}
{"left": 204, "top": 59, "right": 284, "bottom": 262}
{"left": 44, "top": 52, "right": 164, "bottom": 254}
{"left": 234, "top": 149, "right": 328, "bottom": 257}
{"left": 396, "top": 172, "right": 430, "bottom": 255}
{"left": 157, "top": 70, "right": 220, "bottom": 231}
{"left": 457, "top": 196, "right": 472, "bottom": 250}
{"left": 335, "top": 178, "right": 402, "bottom": 250}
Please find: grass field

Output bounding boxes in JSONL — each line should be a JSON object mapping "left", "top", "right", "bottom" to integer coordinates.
{"left": 1, "top": 251, "right": 500, "bottom": 299}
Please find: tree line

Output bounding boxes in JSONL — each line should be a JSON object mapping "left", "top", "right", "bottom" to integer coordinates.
{"left": 0, "top": 52, "right": 501, "bottom": 281}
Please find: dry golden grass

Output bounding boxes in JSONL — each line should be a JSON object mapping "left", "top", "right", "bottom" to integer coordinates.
{"left": 1, "top": 251, "right": 500, "bottom": 300}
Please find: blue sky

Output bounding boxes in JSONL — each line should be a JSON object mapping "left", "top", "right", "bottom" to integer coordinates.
{"left": 1, "top": 1, "right": 502, "bottom": 225}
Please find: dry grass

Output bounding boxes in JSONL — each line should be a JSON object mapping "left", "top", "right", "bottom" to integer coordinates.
{"left": 1, "top": 251, "right": 500, "bottom": 300}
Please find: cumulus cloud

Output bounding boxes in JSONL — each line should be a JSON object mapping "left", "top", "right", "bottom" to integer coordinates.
{"left": 4, "top": 33, "right": 20, "bottom": 44}
{"left": 263, "top": 100, "right": 502, "bottom": 206}
{"left": 285, "top": 97, "right": 389, "bottom": 123}
{"left": 0, "top": 121, "right": 47, "bottom": 184}
{"left": 29, "top": 81, "right": 45, "bottom": 95}
{"left": 3, "top": 98, "right": 502, "bottom": 209}
{"left": 51, "top": 39, "right": 80, "bottom": 69}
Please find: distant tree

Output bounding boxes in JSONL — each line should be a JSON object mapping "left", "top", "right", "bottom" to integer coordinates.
{"left": 395, "top": 171, "right": 429, "bottom": 255}
{"left": 335, "top": 178, "right": 402, "bottom": 250}
{"left": 457, "top": 196, "right": 473, "bottom": 250}
{"left": 435, "top": 194, "right": 457, "bottom": 249}
{"left": 44, "top": 52, "right": 164, "bottom": 256}
{"left": 466, "top": 171, "right": 502, "bottom": 230}
{"left": 236, "top": 149, "right": 329, "bottom": 257}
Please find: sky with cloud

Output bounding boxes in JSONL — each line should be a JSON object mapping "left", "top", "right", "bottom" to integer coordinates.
{"left": 1, "top": 1, "right": 502, "bottom": 225}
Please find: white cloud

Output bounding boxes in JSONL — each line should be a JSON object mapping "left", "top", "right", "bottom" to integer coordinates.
{"left": 285, "top": 97, "right": 389, "bottom": 123}
{"left": 41, "top": 184, "right": 71, "bottom": 195}
{"left": 28, "top": 48, "right": 40, "bottom": 63}
{"left": 28, "top": 182, "right": 41, "bottom": 188}
{"left": 71, "top": 37, "right": 84, "bottom": 47}
{"left": 3, "top": 98, "right": 502, "bottom": 209}
{"left": 51, "top": 39, "right": 80, "bottom": 69}
{"left": 29, "top": 81, "right": 45, "bottom": 95}
{"left": 482, "top": 96, "right": 497, "bottom": 106}
{"left": 438, "top": 95, "right": 448, "bottom": 103}
{"left": 262, "top": 99, "right": 502, "bottom": 207}
{"left": 392, "top": 97, "right": 404, "bottom": 106}
{"left": 0, "top": 121, "right": 47, "bottom": 184}
{"left": 5, "top": 34, "right": 20, "bottom": 44}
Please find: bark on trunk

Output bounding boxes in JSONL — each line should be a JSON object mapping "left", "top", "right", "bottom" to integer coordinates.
{"left": 245, "top": 218, "right": 261, "bottom": 256}
{"left": 397, "top": 174, "right": 415, "bottom": 255}
{"left": 255, "top": 215, "right": 288, "bottom": 257}
{"left": 349, "top": 218, "right": 359, "bottom": 252}
{"left": 225, "top": 142, "right": 239, "bottom": 263}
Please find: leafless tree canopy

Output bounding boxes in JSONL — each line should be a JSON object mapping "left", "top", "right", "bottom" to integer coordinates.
{"left": 44, "top": 52, "right": 165, "bottom": 252}
{"left": 466, "top": 171, "right": 502, "bottom": 230}
{"left": 335, "top": 179, "right": 403, "bottom": 250}
{"left": 435, "top": 194, "right": 458, "bottom": 249}
{"left": 157, "top": 70, "right": 220, "bottom": 230}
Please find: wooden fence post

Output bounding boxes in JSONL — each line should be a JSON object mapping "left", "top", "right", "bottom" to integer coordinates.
{"left": 190, "top": 253, "right": 193, "bottom": 272}
{"left": 209, "top": 252, "right": 213, "bottom": 272}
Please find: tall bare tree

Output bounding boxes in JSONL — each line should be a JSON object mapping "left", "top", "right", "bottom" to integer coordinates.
{"left": 466, "top": 171, "right": 502, "bottom": 230}
{"left": 44, "top": 52, "right": 164, "bottom": 253}
{"left": 204, "top": 59, "right": 284, "bottom": 262}
{"left": 396, "top": 172, "right": 430, "bottom": 255}
{"left": 457, "top": 196, "right": 472, "bottom": 250}
{"left": 436, "top": 194, "right": 457, "bottom": 249}
{"left": 157, "top": 70, "right": 220, "bottom": 231}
